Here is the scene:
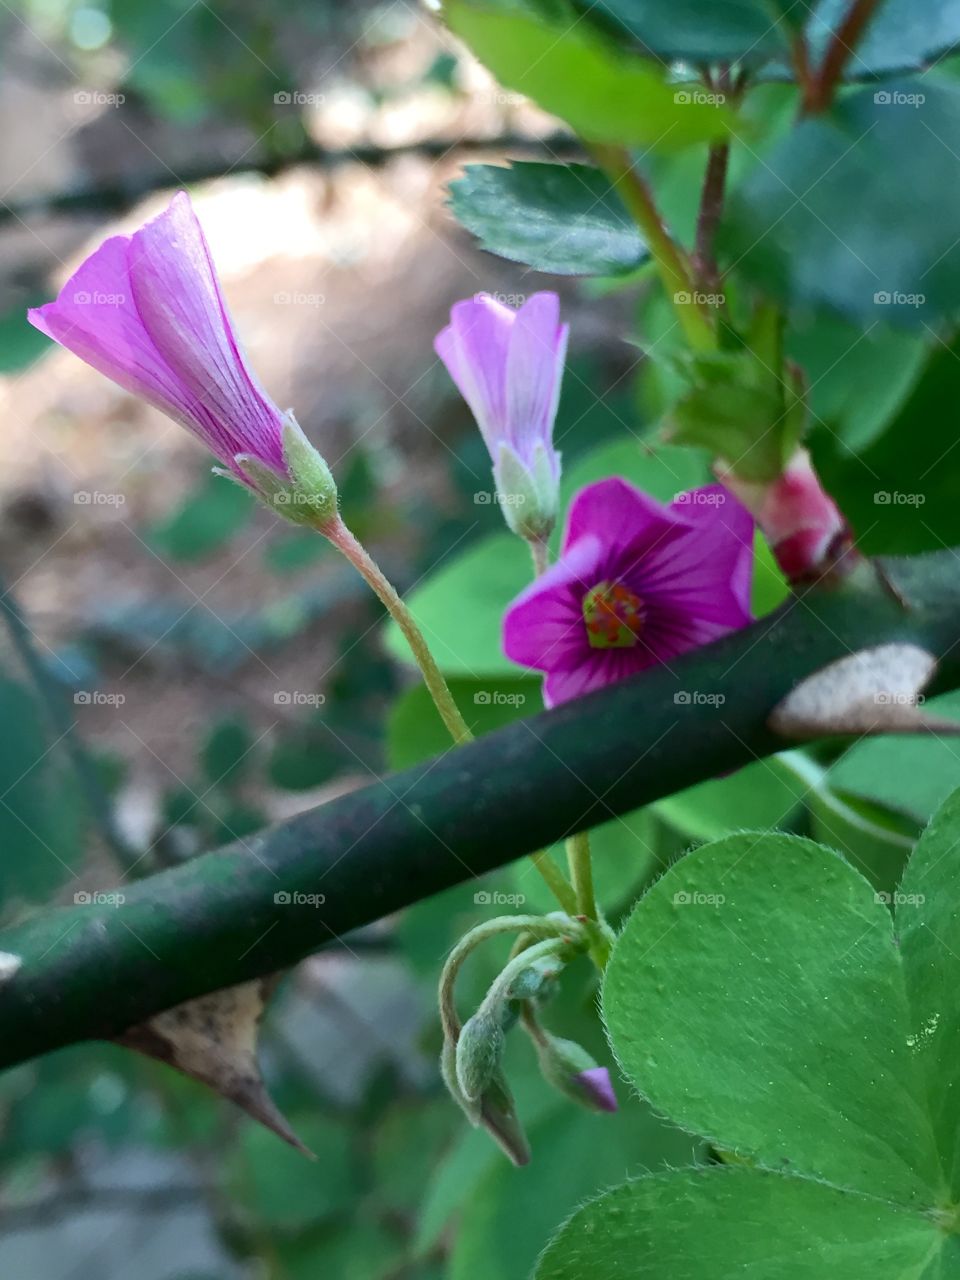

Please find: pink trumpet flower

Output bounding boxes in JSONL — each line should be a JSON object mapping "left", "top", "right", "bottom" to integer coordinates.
{"left": 28, "top": 190, "right": 335, "bottom": 523}
{"left": 435, "top": 291, "right": 567, "bottom": 541}
{"left": 503, "top": 477, "right": 755, "bottom": 706}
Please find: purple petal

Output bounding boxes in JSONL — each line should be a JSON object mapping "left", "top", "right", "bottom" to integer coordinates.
{"left": 563, "top": 476, "right": 691, "bottom": 559}
{"left": 632, "top": 485, "right": 754, "bottom": 643}
{"left": 28, "top": 191, "right": 286, "bottom": 477}
{"left": 543, "top": 653, "right": 629, "bottom": 708}
{"left": 504, "top": 292, "right": 567, "bottom": 462}
{"left": 27, "top": 235, "right": 201, "bottom": 431}
{"left": 575, "top": 1067, "right": 618, "bottom": 1112}
{"left": 434, "top": 295, "right": 515, "bottom": 452}
{"left": 128, "top": 191, "right": 286, "bottom": 472}
{"left": 503, "top": 535, "right": 604, "bottom": 674}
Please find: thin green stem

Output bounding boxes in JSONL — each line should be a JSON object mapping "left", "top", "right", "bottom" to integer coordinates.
{"left": 438, "top": 914, "right": 582, "bottom": 1039}
{"left": 320, "top": 514, "right": 471, "bottom": 745}
{"left": 481, "top": 936, "right": 576, "bottom": 1012}
{"left": 566, "top": 829, "right": 598, "bottom": 921}
{"left": 528, "top": 536, "right": 550, "bottom": 578}
{"left": 530, "top": 850, "right": 578, "bottom": 914}
{"left": 321, "top": 513, "right": 576, "bottom": 911}
{"left": 591, "top": 143, "right": 716, "bottom": 353}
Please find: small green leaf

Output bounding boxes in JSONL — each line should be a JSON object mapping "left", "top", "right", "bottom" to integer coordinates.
{"left": 443, "top": 1, "right": 734, "bottom": 148}
{"left": 387, "top": 677, "right": 541, "bottom": 770}
{"left": 449, "top": 163, "right": 648, "bottom": 276}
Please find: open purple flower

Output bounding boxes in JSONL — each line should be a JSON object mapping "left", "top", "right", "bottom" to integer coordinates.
{"left": 435, "top": 292, "right": 567, "bottom": 540}
{"left": 503, "top": 477, "right": 754, "bottom": 706}
{"left": 27, "top": 190, "right": 335, "bottom": 522}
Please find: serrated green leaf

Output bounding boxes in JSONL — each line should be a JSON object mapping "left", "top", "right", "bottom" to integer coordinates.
{"left": 449, "top": 163, "right": 648, "bottom": 276}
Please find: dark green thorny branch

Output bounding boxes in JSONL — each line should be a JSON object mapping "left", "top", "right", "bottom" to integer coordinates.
{"left": 0, "top": 551, "right": 959, "bottom": 1070}
{"left": 0, "top": 133, "right": 582, "bottom": 225}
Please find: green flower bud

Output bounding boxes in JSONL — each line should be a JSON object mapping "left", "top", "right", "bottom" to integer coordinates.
{"left": 236, "top": 413, "right": 338, "bottom": 527}
{"left": 456, "top": 1008, "right": 505, "bottom": 1102}
{"left": 493, "top": 441, "right": 559, "bottom": 542}
{"left": 533, "top": 1030, "right": 618, "bottom": 1113}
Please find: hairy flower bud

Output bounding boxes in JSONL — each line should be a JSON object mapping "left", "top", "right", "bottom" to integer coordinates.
{"left": 532, "top": 1029, "right": 618, "bottom": 1113}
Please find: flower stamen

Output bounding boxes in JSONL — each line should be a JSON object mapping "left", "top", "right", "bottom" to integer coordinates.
{"left": 583, "top": 581, "right": 646, "bottom": 649}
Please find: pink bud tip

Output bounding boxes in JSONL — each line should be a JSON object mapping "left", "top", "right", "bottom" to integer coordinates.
{"left": 575, "top": 1066, "right": 618, "bottom": 1112}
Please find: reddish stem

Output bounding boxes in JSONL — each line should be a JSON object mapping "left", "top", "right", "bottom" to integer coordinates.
{"left": 802, "top": 0, "right": 885, "bottom": 114}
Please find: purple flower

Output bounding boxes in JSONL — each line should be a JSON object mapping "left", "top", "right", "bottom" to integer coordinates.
{"left": 503, "top": 477, "right": 754, "bottom": 706}
{"left": 27, "top": 191, "right": 335, "bottom": 520}
{"left": 574, "top": 1066, "right": 618, "bottom": 1113}
{"left": 435, "top": 292, "right": 567, "bottom": 539}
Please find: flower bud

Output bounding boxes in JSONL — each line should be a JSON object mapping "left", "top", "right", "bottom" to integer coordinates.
{"left": 494, "top": 441, "right": 559, "bottom": 542}
{"left": 235, "top": 412, "right": 339, "bottom": 527}
{"left": 456, "top": 1008, "right": 505, "bottom": 1102}
{"left": 477, "top": 1068, "right": 531, "bottom": 1166}
{"left": 717, "top": 447, "right": 852, "bottom": 584}
{"left": 532, "top": 1030, "right": 618, "bottom": 1113}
